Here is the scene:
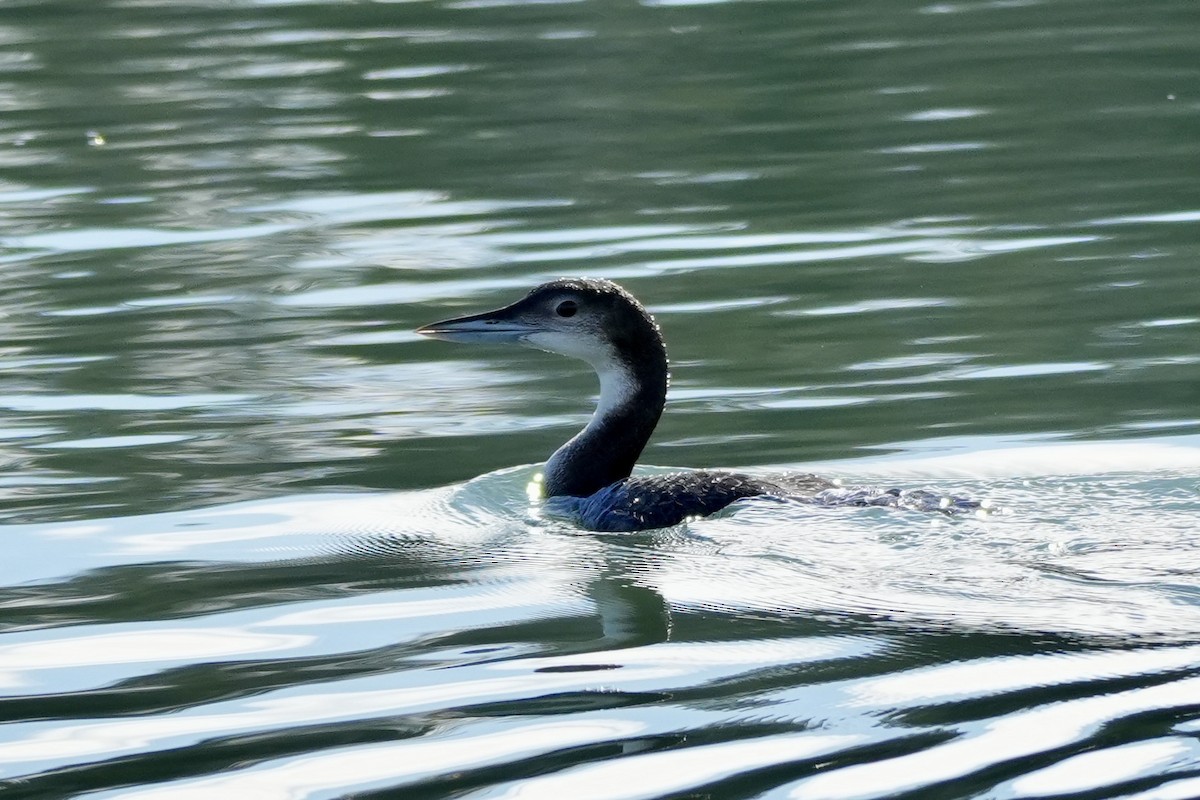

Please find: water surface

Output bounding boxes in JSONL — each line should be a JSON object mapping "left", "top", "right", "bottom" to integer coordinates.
{"left": 2, "top": 0, "right": 1200, "bottom": 797}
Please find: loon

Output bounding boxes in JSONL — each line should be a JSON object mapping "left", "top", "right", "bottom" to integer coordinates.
{"left": 417, "top": 278, "right": 975, "bottom": 532}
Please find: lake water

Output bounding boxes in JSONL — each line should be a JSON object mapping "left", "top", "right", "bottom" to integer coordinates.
{"left": 2, "top": 0, "right": 1200, "bottom": 797}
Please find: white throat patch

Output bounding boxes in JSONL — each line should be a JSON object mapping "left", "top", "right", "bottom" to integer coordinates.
{"left": 522, "top": 330, "right": 637, "bottom": 411}
{"left": 595, "top": 359, "right": 638, "bottom": 417}
{"left": 522, "top": 330, "right": 608, "bottom": 364}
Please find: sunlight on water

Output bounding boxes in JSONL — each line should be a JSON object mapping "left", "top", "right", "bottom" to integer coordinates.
{"left": 775, "top": 674, "right": 1200, "bottom": 800}
{"left": 468, "top": 734, "right": 869, "bottom": 800}
{"left": 1000, "top": 739, "right": 1200, "bottom": 797}
{"left": 2, "top": 0, "right": 1199, "bottom": 797}
{"left": 4, "top": 435, "right": 1197, "bottom": 793}
{"left": 85, "top": 720, "right": 658, "bottom": 800}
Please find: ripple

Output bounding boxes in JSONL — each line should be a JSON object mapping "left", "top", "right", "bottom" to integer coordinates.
{"left": 901, "top": 108, "right": 988, "bottom": 121}
{"left": 469, "top": 733, "right": 869, "bottom": 800}
{"left": 0, "top": 628, "right": 312, "bottom": 688}
{"left": 1001, "top": 738, "right": 1200, "bottom": 797}
{"left": 0, "top": 642, "right": 838, "bottom": 777}
{"left": 879, "top": 141, "right": 993, "bottom": 153}
{"left": 363, "top": 64, "right": 476, "bottom": 80}
{"left": 82, "top": 720, "right": 650, "bottom": 800}
{"left": 795, "top": 297, "right": 953, "bottom": 316}
{"left": 954, "top": 361, "right": 1110, "bottom": 379}
{"left": 1, "top": 224, "right": 291, "bottom": 253}
{"left": 1091, "top": 210, "right": 1200, "bottom": 225}
{"left": 2, "top": 3, "right": 1198, "bottom": 799}
{"left": 0, "top": 393, "right": 253, "bottom": 412}
{"left": 33, "top": 434, "right": 193, "bottom": 450}
{"left": 848, "top": 645, "right": 1200, "bottom": 706}
{"left": 774, "top": 673, "right": 1200, "bottom": 800}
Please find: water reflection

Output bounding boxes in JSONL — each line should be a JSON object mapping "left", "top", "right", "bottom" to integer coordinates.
{"left": 2, "top": 0, "right": 1200, "bottom": 797}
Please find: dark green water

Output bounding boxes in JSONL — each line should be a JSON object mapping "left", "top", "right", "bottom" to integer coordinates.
{"left": 2, "top": 1, "right": 1200, "bottom": 798}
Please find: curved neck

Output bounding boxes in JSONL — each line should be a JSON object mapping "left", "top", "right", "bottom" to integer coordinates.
{"left": 542, "top": 346, "right": 668, "bottom": 498}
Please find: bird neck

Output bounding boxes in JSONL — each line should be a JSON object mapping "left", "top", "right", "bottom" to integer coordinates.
{"left": 541, "top": 345, "right": 668, "bottom": 499}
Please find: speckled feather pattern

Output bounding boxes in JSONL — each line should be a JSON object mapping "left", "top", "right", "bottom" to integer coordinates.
{"left": 556, "top": 470, "right": 981, "bottom": 532}
{"left": 567, "top": 471, "right": 781, "bottom": 532}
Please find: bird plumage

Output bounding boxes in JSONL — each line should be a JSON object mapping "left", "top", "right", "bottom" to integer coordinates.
{"left": 418, "top": 278, "right": 977, "bottom": 531}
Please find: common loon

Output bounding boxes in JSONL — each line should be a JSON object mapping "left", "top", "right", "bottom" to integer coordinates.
{"left": 418, "top": 278, "right": 976, "bottom": 531}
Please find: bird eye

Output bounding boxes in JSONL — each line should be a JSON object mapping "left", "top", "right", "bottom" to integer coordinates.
{"left": 555, "top": 300, "right": 578, "bottom": 318}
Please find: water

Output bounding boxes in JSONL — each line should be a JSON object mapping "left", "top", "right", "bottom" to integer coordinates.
{"left": 2, "top": 0, "right": 1200, "bottom": 797}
